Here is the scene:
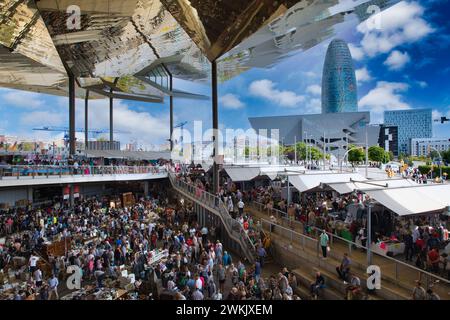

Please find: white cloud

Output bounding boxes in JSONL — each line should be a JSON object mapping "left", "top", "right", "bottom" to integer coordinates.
{"left": 219, "top": 93, "right": 245, "bottom": 109}
{"left": 302, "top": 71, "right": 318, "bottom": 78}
{"left": 78, "top": 99, "right": 170, "bottom": 143}
{"left": 359, "top": 81, "right": 410, "bottom": 123}
{"left": 304, "top": 98, "right": 322, "bottom": 114}
{"left": 416, "top": 81, "right": 428, "bottom": 88}
{"left": 384, "top": 50, "right": 411, "bottom": 70}
{"left": 249, "top": 79, "right": 305, "bottom": 108}
{"left": 433, "top": 109, "right": 450, "bottom": 123}
{"left": 355, "top": 67, "right": 373, "bottom": 83}
{"left": 0, "top": 90, "right": 46, "bottom": 109}
{"left": 348, "top": 43, "right": 365, "bottom": 61}
{"left": 21, "top": 111, "right": 65, "bottom": 126}
{"left": 356, "top": 1, "right": 434, "bottom": 57}
{"left": 306, "top": 84, "right": 321, "bottom": 96}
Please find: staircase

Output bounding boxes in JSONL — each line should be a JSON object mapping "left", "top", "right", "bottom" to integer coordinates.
{"left": 168, "top": 173, "right": 256, "bottom": 263}
{"left": 247, "top": 204, "right": 421, "bottom": 300}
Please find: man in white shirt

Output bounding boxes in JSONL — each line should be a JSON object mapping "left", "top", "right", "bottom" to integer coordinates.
{"left": 34, "top": 268, "right": 43, "bottom": 287}
{"left": 238, "top": 200, "right": 244, "bottom": 215}
{"left": 29, "top": 254, "right": 39, "bottom": 273}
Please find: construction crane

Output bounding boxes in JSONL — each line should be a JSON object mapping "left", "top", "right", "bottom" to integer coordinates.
{"left": 174, "top": 121, "right": 188, "bottom": 131}
{"left": 33, "top": 126, "right": 130, "bottom": 138}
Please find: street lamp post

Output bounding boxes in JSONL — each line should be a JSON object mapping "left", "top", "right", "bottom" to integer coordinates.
{"left": 430, "top": 147, "right": 443, "bottom": 181}
{"left": 304, "top": 131, "right": 307, "bottom": 167}
{"left": 341, "top": 146, "right": 363, "bottom": 173}
{"left": 294, "top": 135, "right": 297, "bottom": 164}
{"left": 365, "top": 124, "right": 369, "bottom": 179}
{"left": 308, "top": 136, "right": 312, "bottom": 168}
{"left": 323, "top": 131, "right": 326, "bottom": 171}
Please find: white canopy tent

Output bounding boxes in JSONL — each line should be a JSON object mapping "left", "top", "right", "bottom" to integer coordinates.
{"left": 363, "top": 184, "right": 450, "bottom": 216}
{"left": 326, "top": 179, "right": 418, "bottom": 195}
{"left": 223, "top": 165, "right": 306, "bottom": 182}
{"left": 288, "top": 173, "right": 366, "bottom": 193}
{"left": 224, "top": 167, "right": 261, "bottom": 182}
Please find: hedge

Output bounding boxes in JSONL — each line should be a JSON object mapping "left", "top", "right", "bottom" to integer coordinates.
{"left": 418, "top": 165, "right": 450, "bottom": 176}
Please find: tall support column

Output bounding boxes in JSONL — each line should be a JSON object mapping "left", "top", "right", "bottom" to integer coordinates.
{"left": 212, "top": 60, "right": 219, "bottom": 194}
{"left": 84, "top": 90, "right": 89, "bottom": 150}
{"left": 27, "top": 186, "right": 33, "bottom": 205}
{"left": 144, "top": 181, "right": 149, "bottom": 198}
{"left": 69, "top": 184, "right": 74, "bottom": 207}
{"left": 169, "top": 74, "right": 174, "bottom": 151}
{"left": 367, "top": 203, "right": 372, "bottom": 266}
{"left": 109, "top": 88, "right": 114, "bottom": 149}
{"left": 69, "top": 74, "right": 76, "bottom": 155}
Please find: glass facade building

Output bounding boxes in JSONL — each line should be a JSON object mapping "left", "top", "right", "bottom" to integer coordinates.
{"left": 321, "top": 39, "right": 358, "bottom": 114}
{"left": 384, "top": 109, "right": 432, "bottom": 155}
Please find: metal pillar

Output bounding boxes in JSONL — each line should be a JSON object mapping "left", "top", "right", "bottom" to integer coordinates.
{"left": 69, "top": 74, "right": 76, "bottom": 155}
{"left": 287, "top": 175, "right": 291, "bottom": 205}
{"left": 212, "top": 60, "right": 219, "bottom": 194}
{"left": 27, "top": 186, "right": 33, "bottom": 204}
{"left": 294, "top": 136, "right": 297, "bottom": 164}
{"left": 365, "top": 125, "right": 369, "bottom": 178}
{"left": 84, "top": 90, "right": 89, "bottom": 150}
{"left": 69, "top": 184, "right": 74, "bottom": 207}
{"left": 367, "top": 203, "right": 372, "bottom": 266}
{"left": 169, "top": 74, "right": 174, "bottom": 151}
{"left": 109, "top": 87, "right": 114, "bottom": 149}
{"left": 323, "top": 132, "right": 326, "bottom": 171}
{"left": 144, "top": 181, "right": 149, "bottom": 197}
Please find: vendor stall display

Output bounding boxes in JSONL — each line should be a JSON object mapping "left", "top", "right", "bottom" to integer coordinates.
{"left": 371, "top": 240, "right": 405, "bottom": 257}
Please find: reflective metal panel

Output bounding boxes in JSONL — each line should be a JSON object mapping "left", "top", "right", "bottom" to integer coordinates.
{"left": 217, "top": 0, "right": 400, "bottom": 81}
{"left": 36, "top": 0, "right": 209, "bottom": 82}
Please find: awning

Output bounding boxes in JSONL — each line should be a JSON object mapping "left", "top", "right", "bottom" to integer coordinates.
{"left": 326, "top": 179, "right": 418, "bottom": 195}
{"left": 364, "top": 184, "right": 450, "bottom": 216}
{"left": 223, "top": 165, "right": 306, "bottom": 182}
{"left": 224, "top": 167, "right": 261, "bottom": 182}
{"left": 84, "top": 150, "right": 171, "bottom": 160}
{"left": 260, "top": 166, "right": 306, "bottom": 180}
{"left": 288, "top": 173, "right": 366, "bottom": 193}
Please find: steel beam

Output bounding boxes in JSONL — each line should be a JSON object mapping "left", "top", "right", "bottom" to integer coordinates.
{"left": 68, "top": 73, "right": 76, "bottom": 155}
{"left": 84, "top": 90, "right": 89, "bottom": 150}
{"left": 212, "top": 60, "right": 219, "bottom": 194}
{"left": 170, "top": 74, "right": 174, "bottom": 151}
{"left": 109, "top": 87, "right": 113, "bottom": 149}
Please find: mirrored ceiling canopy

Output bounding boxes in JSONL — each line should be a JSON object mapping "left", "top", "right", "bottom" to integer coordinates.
{"left": 1, "top": 0, "right": 400, "bottom": 101}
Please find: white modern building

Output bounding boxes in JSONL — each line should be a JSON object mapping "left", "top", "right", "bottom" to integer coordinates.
{"left": 411, "top": 138, "right": 450, "bottom": 157}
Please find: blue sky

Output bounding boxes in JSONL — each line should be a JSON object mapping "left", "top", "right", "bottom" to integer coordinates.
{"left": 0, "top": 0, "right": 449, "bottom": 148}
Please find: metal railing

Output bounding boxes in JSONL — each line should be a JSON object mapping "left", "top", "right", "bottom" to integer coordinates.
{"left": 168, "top": 173, "right": 256, "bottom": 263}
{"left": 251, "top": 201, "right": 450, "bottom": 298}
{"left": 0, "top": 165, "right": 166, "bottom": 179}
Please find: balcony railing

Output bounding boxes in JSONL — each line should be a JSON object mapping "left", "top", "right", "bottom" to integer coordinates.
{"left": 0, "top": 165, "right": 167, "bottom": 179}
{"left": 168, "top": 172, "right": 256, "bottom": 263}
{"left": 251, "top": 201, "right": 450, "bottom": 299}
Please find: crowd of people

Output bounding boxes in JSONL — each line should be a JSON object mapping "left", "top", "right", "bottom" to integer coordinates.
{"left": 0, "top": 179, "right": 303, "bottom": 300}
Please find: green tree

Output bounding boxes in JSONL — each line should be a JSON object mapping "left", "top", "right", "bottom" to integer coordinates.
{"left": 368, "top": 146, "right": 386, "bottom": 163}
{"left": 429, "top": 150, "right": 440, "bottom": 160}
{"left": 442, "top": 149, "right": 450, "bottom": 164}
{"left": 388, "top": 151, "right": 394, "bottom": 162}
{"left": 347, "top": 145, "right": 365, "bottom": 163}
